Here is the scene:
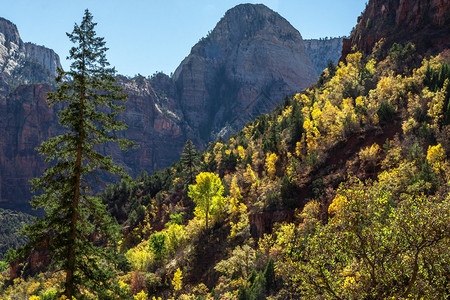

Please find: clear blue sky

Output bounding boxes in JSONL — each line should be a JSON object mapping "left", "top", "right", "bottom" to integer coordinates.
{"left": 3, "top": 0, "right": 367, "bottom": 77}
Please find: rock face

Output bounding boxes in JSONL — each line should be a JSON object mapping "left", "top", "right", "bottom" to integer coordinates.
{"left": 304, "top": 38, "right": 344, "bottom": 74}
{"left": 0, "top": 84, "right": 59, "bottom": 210}
{"left": 0, "top": 18, "right": 25, "bottom": 74}
{"left": 114, "top": 74, "right": 200, "bottom": 175}
{"left": 0, "top": 17, "right": 61, "bottom": 96}
{"left": 0, "top": 4, "right": 319, "bottom": 211}
{"left": 0, "top": 76, "right": 200, "bottom": 211}
{"left": 24, "top": 43, "right": 61, "bottom": 76}
{"left": 174, "top": 4, "right": 317, "bottom": 140}
{"left": 346, "top": 0, "right": 450, "bottom": 56}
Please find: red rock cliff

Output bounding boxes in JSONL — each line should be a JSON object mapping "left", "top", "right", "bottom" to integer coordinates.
{"left": 345, "top": 0, "right": 450, "bottom": 56}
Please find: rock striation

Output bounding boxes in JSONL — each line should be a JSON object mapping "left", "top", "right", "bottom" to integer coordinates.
{"left": 304, "top": 38, "right": 344, "bottom": 74}
{"left": 345, "top": 0, "right": 450, "bottom": 56}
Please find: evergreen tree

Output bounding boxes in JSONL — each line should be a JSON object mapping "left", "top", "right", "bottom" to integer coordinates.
{"left": 180, "top": 139, "right": 199, "bottom": 184}
{"left": 24, "top": 9, "right": 132, "bottom": 298}
{"left": 263, "top": 258, "right": 276, "bottom": 293}
{"left": 287, "top": 99, "right": 304, "bottom": 148}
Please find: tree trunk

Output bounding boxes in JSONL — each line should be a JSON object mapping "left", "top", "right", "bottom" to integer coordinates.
{"left": 65, "top": 81, "right": 85, "bottom": 298}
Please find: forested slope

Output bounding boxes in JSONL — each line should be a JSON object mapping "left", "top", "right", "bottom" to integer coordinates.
{"left": 1, "top": 2, "right": 450, "bottom": 299}
{"left": 2, "top": 39, "right": 449, "bottom": 299}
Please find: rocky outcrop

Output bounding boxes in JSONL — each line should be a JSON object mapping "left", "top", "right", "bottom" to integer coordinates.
{"left": 174, "top": 4, "right": 317, "bottom": 140}
{"left": 114, "top": 74, "right": 200, "bottom": 174}
{"left": 24, "top": 43, "right": 61, "bottom": 76}
{"left": 346, "top": 0, "right": 450, "bottom": 56}
{"left": 0, "top": 17, "right": 61, "bottom": 96}
{"left": 304, "top": 38, "right": 344, "bottom": 74}
{"left": 0, "top": 18, "right": 24, "bottom": 96}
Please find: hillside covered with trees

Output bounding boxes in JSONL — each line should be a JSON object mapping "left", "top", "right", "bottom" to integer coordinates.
{"left": 1, "top": 2, "right": 450, "bottom": 300}
{"left": 0, "top": 209, "right": 34, "bottom": 261}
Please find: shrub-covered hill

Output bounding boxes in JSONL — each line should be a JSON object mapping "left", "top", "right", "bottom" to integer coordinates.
{"left": 2, "top": 37, "right": 450, "bottom": 300}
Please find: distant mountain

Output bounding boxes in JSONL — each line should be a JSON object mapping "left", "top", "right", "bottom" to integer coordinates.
{"left": 304, "top": 37, "right": 344, "bottom": 74}
{"left": 174, "top": 4, "right": 317, "bottom": 139}
{"left": 0, "top": 4, "right": 320, "bottom": 211}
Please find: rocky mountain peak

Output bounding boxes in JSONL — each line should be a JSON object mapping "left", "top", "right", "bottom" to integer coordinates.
{"left": 174, "top": 3, "right": 317, "bottom": 140}
{"left": 0, "top": 17, "right": 61, "bottom": 96}
{"left": 206, "top": 4, "right": 298, "bottom": 48}
{"left": 0, "top": 17, "right": 23, "bottom": 50}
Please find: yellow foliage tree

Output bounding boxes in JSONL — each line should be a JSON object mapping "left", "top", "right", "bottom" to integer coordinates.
{"left": 428, "top": 79, "right": 448, "bottom": 127}
{"left": 125, "top": 240, "right": 153, "bottom": 271}
{"left": 237, "top": 145, "right": 246, "bottom": 160}
{"left": 228, "top": 175, "right": 243, "bottom": 215}
{"left": 134, "top": 290, "right": 148, "bottom": 300}
{"left": 426, "top": 144, "right": 446, "bottom": 174}
{"left": 188, "top": 172, "right": 225, "bottom": 228}
{"left": 172, "top": 268, "right": 183, "bottom": 292}
{"left": 229, "top": 202, "right": 249, "bottom": 239}
{"left": 359, "top": 143, "right": 381, "bottom": 168}
{"left": 265, "top": 153, "right": 279, "bottom": 179}
{"left": 303, "top": 118, "right": 321, "bottom": 153}
{"left": 328, "top": 194, "right": 348, "bottom": 215}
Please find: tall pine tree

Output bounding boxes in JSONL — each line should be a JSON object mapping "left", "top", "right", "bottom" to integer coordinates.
{"left": 24, "top": 9, "right": 132, "bottom": 298}
{"left": 180, "top": 139, "right": 199, "bottom": 185}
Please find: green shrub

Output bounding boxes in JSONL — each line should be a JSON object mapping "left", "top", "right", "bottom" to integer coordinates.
{"left": 149, "top": 233, "right": 167, "bottom": 261}
{"left": 377, "top": 100, "right": 396, "bottom": 124}
{"left": 280, "top": 176, "right": 300, "bottom": 209}
{"left": 39, "top": 290, "right": 58, "bottom": 300}
{"left": 0, "top": 260, "right": 8, "bottom": 272}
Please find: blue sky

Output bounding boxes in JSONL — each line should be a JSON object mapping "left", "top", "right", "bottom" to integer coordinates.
{"left": 3, "top": 0, "right": 367, "bottom": 77}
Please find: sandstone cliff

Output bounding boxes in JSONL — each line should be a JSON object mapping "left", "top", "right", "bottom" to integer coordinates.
{"left": 0, "top": 76, "right": 200, "bottom": 211}
{"left": 113, "top": 74, "right": 199, "bottom": 175}
{"left": 304, "top": 38, "right": 344, "bottom": 74}
{"left": 174, "top": 4, "right": 317, "bottom": 140}
{"left": 0, "top": 84, "right": 59, "bottom": 210}
{"left": 346, "top": 0, "right": 450, "bottom": 56}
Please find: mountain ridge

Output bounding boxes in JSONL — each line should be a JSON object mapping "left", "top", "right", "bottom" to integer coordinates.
{"left": 0, "top": 4, "right": 328, "bottom": 211}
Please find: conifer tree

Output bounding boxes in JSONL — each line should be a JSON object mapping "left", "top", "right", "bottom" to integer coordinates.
{"left": 287, "top": 99, "right": 303, "bottom": 148}
{"left": 24, "top": 9, "right": 132, "bottom": 298}
{"left": 180, "top": 139, "right": 199, "bottom": 184}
